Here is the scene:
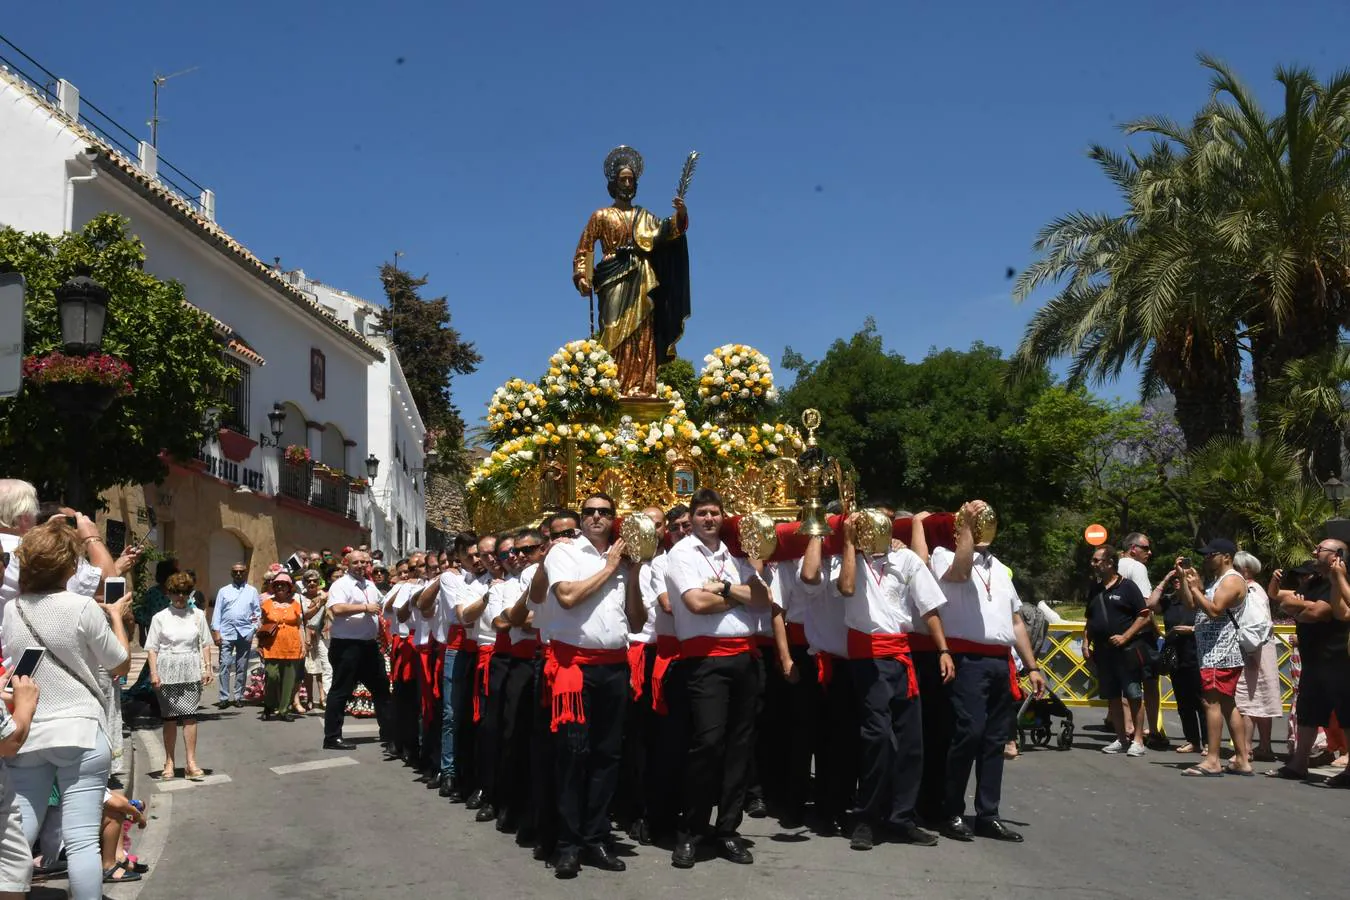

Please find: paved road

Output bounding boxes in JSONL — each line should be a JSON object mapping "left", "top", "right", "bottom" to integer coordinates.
{"left": 120, "top": 708, "right": 1344, "bottom": 900}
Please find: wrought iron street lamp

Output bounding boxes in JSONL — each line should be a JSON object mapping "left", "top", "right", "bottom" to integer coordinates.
{"left": 365, "top": 453, "right": 380, "bottom": 479}
{"left": 259, "top": 403, "right": 286, "bottom": 448}
{"left": 55, "top": 274, "right": 110, "bottom": 356}
{"left": 1324, "top": 475, "right": 1347, "bottom": 516}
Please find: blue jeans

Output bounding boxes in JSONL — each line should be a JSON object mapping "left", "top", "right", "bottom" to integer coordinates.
{"left": 10, "top": 733, "right": 112, "bottom": 900}
{"left": 441, "top": 648, "right": 459, "bottom": 774}
{"left": 219, "top": 635, "right": 253, "bottom": 703}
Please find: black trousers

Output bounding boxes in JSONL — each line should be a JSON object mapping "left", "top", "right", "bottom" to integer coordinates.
{"left": 555, "top": 662, "right": 629, "bottom": 853}
{"left": 391, "top": 672, "right": 421, "bottom": 760}
{"left": 944, "top": 654, "right": 1015, "bottom": 821}
{"left": 1171, "top": 663, "right": 1207, "bottom": 748}
{"left": 478, "top": 652, "right": 511, "bottom": 807}
{"left": 617, "top": 643, "right": 658, "bottom": 826}
{"left": 530, "top": 657, "right": 557, "bottom": 852}
{"left": 453, "top": 648, "right": 478, "bottom": 793}
{"left": 499, "top": 655, "right": 536, "bottom": 824}
{"left": 817, "top": 656, "right": 859, "bottom": 827}
{"left": 649, "top": 649, "right": 689, "bottom": 836}
{"left": 779, "top": 643, "right": 821, "bottom": 816}
{"left": 851, "top": 657, "right": 923, "bottom": 828}
{"left": 913, "top": 649, "right": 952, "bottom": 822}
{"left": 679, "top": 653, "right": 758, "bottom": 841}
{"left": 324, "top": 638, "right": 392, "bottom": 743}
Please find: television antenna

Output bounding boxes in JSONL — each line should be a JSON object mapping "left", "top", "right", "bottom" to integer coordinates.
{"left": 149, "top": 66, "right": 199, "bottom": 148}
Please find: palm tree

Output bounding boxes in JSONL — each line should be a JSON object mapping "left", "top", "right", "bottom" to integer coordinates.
{"left": 1012, "top": 140, "right": 1245, "bottom": 453}
{"left": 1271, "top": 343, "right": 1350, "bottom": 479}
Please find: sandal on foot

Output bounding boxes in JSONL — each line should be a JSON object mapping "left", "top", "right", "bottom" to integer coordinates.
{"left": 1223, "top": 766, "right": 1255, "bottom": 776}
{"left": 122, "top": 854, "right": 150, "bottom": 874}
{"left": 1175, "top": 743, "right": 1197, "bottom": 754}
{"left": 186, "top": 768, "right": 206, "bottom": 781}
{"left": 104, "top": 861, "right": 142, "bottom": 883}
{"left": 159, "top": 767, "right": 175, "bottom": 780}
{"left": 1265, "top": 766, "right": 1307, "bottom": 780}
{"left": 1181, "top": 766, "right": 1224, "bottom": 777}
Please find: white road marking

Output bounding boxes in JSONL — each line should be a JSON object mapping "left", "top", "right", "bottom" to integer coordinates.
{"left": 271, "top": 756, "right": 359, "bottom": 775}
{"left": 155, "top": 773, "right": 233, "bottom": 792}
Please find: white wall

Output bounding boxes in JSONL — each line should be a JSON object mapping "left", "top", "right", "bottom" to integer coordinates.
{"left": 0, "top": 76, "right": 86, "bottom": 234}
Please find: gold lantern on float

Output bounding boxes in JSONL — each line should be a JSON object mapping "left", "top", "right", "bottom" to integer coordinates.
{"left": 955, "top": 501, "right": 999, "bottom": 546}
{"left": 795, "top": 409, "right": 833, "bottom": 538}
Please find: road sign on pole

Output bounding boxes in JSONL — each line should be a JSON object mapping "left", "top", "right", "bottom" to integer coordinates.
{"left": 0, "top": 273, "right": 24, "bottom": 399}
{"left": 1084, "top": 524, "right": 1108, "bottom": 546}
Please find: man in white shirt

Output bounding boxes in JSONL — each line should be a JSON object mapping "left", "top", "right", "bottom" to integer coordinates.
{"left": 665, "top": 489, "right": 771, "bottom": 870}
{"left": 384, "top": 554, "right": 424, "bottom": 766}
{"left": 930, "top": 502, "right": 1045, "bottom": 844}
{"left": 835, "top": 513, "right": 954, "bottom": 850}
{"left": 616, "top": 506, "right": 668, "bottom": 846}
{"left": 543, "top": 493, "right": 644, "bottom": 879}
{"left": 322, "top": 550, "right": 393, "bottom": 751}
{"left": 473, "top": 533, "right": 522, "bottom": 825}
{"left": 417, "top": 534, "right": 487, "bottom": 799}
{"left": 496, "top": 527, "right": 547, "bottom": 835}
{"left": 1119, "top": 532, "right": 1167, "bottom": 750}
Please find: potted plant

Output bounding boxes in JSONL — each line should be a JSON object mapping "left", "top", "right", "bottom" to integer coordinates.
{"left": 349, "top": 476, "right": 369, "bottom": 493}
{"left": 283, "top": 444, "right": 312, "bottom": 467}
{"left": 23, "top": 352, "right": 133, "bottom": 419}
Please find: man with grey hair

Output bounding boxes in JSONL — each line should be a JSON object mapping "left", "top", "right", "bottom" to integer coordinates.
{"left": 1, "top": 480, "right": 123, "bottom": 611}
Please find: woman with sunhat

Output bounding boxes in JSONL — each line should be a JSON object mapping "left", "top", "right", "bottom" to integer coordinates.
{"left": 258, "top": 573, "right": 308, "bottom": 721}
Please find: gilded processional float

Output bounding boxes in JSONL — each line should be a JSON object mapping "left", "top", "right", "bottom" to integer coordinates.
{"left": 465, "top": 145, "right": 968, "bottom": 558}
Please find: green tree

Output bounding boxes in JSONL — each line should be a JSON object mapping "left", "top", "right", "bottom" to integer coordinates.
{"left": 656, "top": 357, "right": 705, "bottom": 424}
{"left": 377, "top": 265, "right": 481, "bottom": 475}
{"left": 0, "top": 214, "right": 234, "bottom": 505}
{"left": 1271, "top": 344, "right": 1350, "bottom": 481}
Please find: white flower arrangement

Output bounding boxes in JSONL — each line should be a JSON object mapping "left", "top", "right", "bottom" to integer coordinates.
{"left": 542, "top": 339, "right": 620, "bottom": 415}
{"left": 486, "top": 378, "right": 548, "bottom": 445}
{"left": 697, "top": 343, "right": 779, "bottom": 421}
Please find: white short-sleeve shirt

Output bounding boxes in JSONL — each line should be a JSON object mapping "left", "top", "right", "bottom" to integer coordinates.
{"left": 1117, "top": 556, "right": 1151, "bottom": 595}
{"left": 630, "top": 556, "right": 664, "bottom": 644}
{"left": 385, "top": 582, "right": 414, "bottom": 639}
{"left": 836, "top": 549, "right": 947, "bottom": 635}
{"left": 664, "top": 534, "right": 761, "bottom": 640}
{"left": 929, "top": 546, "right": 1019, "bottom": 646}
{"left": 479, "top": 578, "right": 523, "bottom": 646}
{"left": 647, "top": 554, "right": 676, "bottom": 638}
{"left": 325, "top": 574, "right": 381, "bottom": 641}
{"left": 508, "top": 567, "right": 539, "bottom": 645}
{"left": 543, "top": 540, "right": 630, "bottom": 650}
{"left": 804, "top": 572, "right": 847, "bottom": 657}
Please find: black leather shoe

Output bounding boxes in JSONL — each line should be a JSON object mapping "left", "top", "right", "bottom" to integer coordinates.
{"left": 441, "top": 779, "right": 464, "bottom": 802}
{"left": 260, "top": 711, "right": 274, "bottom": 722}
{"left": 232, "top": 700, "right": 244, "bottom": 708}
{"left": 582, "top": 843, "right": 626, "bottom": 872}
{"left": 465, "top": 789, "right": 484, "bottom": 810}
{"left": 745, "top": 797, "right": 768, "bottom": 818}
{"left": 632, "top": 819, "right": 652, "bottom": 846}
{"left": 475, "top": 804, "right": 497, "bottom": 823}
{"left": 890, "top": 823, "right": 939, "bottom": 846}
{"left": 938, "top": 816, "right": 974, "bottom": 842}
{"left": 849, "top": 823, "right": 874, "bottom": 851}
{"left": 496, "top": 813, "right": 517, "bottom": 834}
{"left": 279, "top": 712, "right": 299, "bottom": 722}
{"left": 554, "top": 849, "right": 580, "bottom": 879}
{"left": 322, "top": 739, "right": 356, "bottom": 751}
{"left": 215, "top": 700, "right": 232, "bottom": 710}
{"left": 714, "top": 837, "right": 753, "bottom": 865}
{"left": 671, "top": 840, "right": 697, "bottom": 869}
{"left": 973, "top": 818, "right": 1024, "bottom": 843}
{"left": 532, "top": 841, "right": 553, "bottom": 862}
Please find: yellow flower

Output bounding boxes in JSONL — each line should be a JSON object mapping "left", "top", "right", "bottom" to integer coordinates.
{"left": 551, "top": 435, "right": 561, "bottom": 444}
{"left": 597, "top": 447, "right": 608, "bottom": 457}
{"left": 590, "top": 387, "right": 599, "bottom": 395}
{"left": 753, "top": 443, "right": 764, "bottom": 452}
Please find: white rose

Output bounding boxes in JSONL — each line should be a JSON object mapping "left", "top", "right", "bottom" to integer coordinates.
{"left": 519, "top": 451, "right": 534, "bottom": 461}
{"left": 665, "top": 449, "right": 677, "bottom": 462}
{"left": 662, "top": 424, "right": 675, "bottom": 438}
{"left": 739, "top": 389, "right": 750, "bottom": 398}
{"left": 690, "top": 446, "right": 702, "bottom": 457}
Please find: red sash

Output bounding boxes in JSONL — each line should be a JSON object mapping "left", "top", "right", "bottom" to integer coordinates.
{"left": 679, "top": 635, "right": 757, "bottom": 659}
{"left": 907, "top": 633, "right": 938, "bottom": 652}
{"left": 543, "top": 642, "right": 629, "bottom": 731}
{"left": 416, "top": 641, "right": 443, "bottom": 724}
{"left": 509, "top": 638, "right": 539, "bottom": 660}
{"left": 948, "top": 637, "right": 1024, "bottom": 701}
{"left": 651, "top": 635, "right": 680, "bottom": 715}
{"left": 627, "top": 642, "right": 648, "bottom": 700}
{"left": 786, "top": 622, "right": 808, "bottom": 647}
{"left": 816, "top": 652, "right": 835, "bottom": 686}
{"left": 494, "top": 631, "right": 511, "bottom": 653}
{"left": 389, "top": 635, "right": 418, "bottom": 683}
{"left": 473, "top": 642, "right": 496, "bottom": 722}
{"left": 754, "top": 634, "right": 775, "bottom": 649}
{"left": 846, "top": 630, "right": 918, "bottom": 698}
{"left": 444, "top": 625, "right": 467, "bottom": 652}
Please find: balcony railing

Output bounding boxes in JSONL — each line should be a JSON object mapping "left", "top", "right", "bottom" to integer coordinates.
{"left": 279, "top": 460, "right": 358, "bottom": 521}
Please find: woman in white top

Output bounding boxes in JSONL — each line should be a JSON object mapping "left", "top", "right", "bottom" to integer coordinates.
{"left": 1232, "top": 552, "right": 1279, "bottom": 763}
{"left": 6, "top": 520, "right": 131, "bottom": 900}
{"left": 146, "top": 571, "right": 213, "bottom": 780}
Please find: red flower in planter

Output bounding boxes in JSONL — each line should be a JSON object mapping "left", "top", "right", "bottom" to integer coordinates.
{"left": 22, "top": 352, "right": 134, "bottom": 395}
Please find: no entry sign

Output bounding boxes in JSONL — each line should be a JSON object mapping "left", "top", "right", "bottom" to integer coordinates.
{"left": 1084, "top": 524, "right": 1108, "bottom": 546}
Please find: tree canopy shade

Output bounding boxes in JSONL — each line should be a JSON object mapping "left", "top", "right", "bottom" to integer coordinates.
{"left": 0, "top": 214, "right": 234, "bottom": 503}
{"left": 1013, "top": 56, "right": 1350, "bottom": 462}
{"left": 377, "top": 265, "right": 481, "bottom": 476}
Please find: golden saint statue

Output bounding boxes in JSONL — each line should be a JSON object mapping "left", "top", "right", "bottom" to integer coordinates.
{"left": 573, "top": 146, "right": 691, "bottom": 397}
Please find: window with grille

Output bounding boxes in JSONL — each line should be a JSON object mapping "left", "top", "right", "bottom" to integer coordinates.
{"left": 220, "top": 356, "right": 252, "bottom": 435}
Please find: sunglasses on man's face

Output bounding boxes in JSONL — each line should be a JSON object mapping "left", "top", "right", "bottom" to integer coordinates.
{"left": 582, "top": 506, "right": 615, "bottom": 519}
{"left": 496, "top": 550, "right": 514, "bottom": 561}
{"left": 552, "top": 528, "right": 580, "bottom": 539}
{"left": 512, "top": 544, "right": 543, "bottom": 555}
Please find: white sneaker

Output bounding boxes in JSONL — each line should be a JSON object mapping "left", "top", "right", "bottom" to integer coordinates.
{"left": 1126, "top": 742, "right": 1147, "bottom": 758}
{"left": 1101, "top": 739, "right": 1128, "bottom": 754}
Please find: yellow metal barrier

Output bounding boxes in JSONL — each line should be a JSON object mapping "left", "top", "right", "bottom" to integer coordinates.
{"left": 1041, "top": 622, "right": 1296, "bottom": 711}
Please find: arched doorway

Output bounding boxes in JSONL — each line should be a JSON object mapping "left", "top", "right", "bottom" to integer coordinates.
{"left": 208, "top": 530, "right": 250, "bottom": 594}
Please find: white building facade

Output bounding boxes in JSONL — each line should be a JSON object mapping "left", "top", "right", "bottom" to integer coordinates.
{"left": 0, "top": 56, "right": 427, "bottom": 585}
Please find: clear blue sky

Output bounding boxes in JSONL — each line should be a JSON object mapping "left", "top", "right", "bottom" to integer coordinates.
{"left": 8, "top": 2, "right": 1350, "bottom": 419}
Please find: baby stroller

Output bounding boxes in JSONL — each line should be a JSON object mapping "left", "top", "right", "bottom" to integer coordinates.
{"left": 1014, "top": 601, "right": 1074, "bottom": 751}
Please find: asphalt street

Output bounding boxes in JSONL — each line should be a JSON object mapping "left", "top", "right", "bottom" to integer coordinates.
{"left": 117, "top": 707, "right": 1344, "bottom": 900}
